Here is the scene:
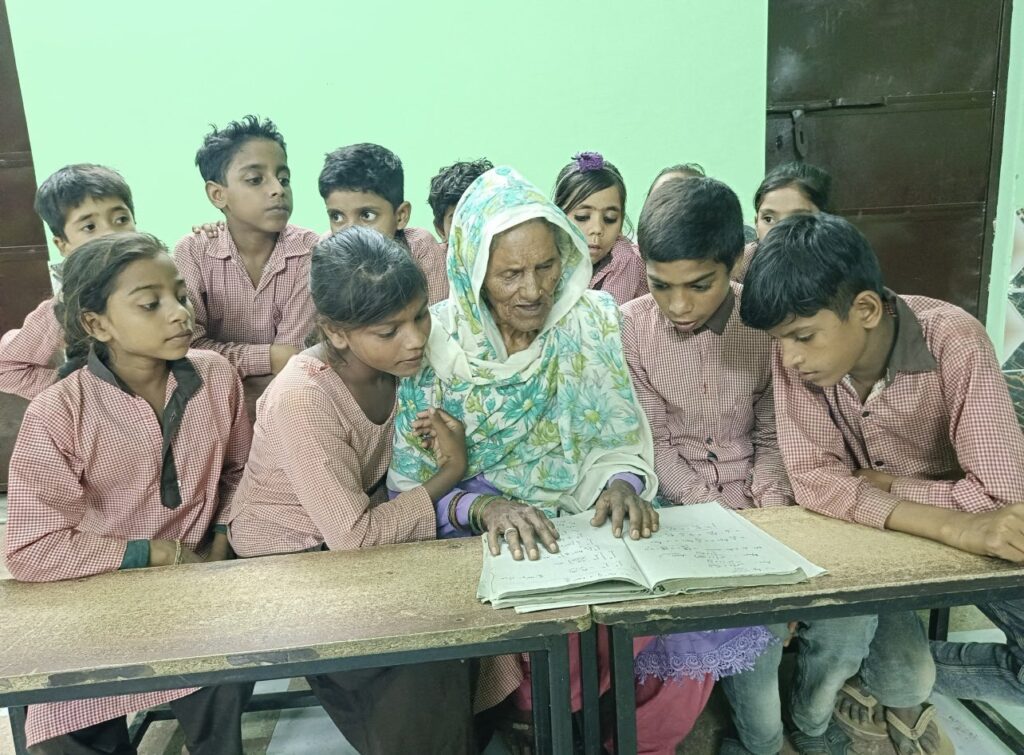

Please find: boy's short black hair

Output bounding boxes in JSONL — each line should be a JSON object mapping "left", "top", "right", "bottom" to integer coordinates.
{"left": 318, "top": 143, "right": 404, "bottom": 209}
{"left": 34, "top": 164, "right": 135, "bottom": 239}
{"left": 753, "top": 161, "right": 832, "bottom": 213}
{"left": 740, "top": 213, "right": 886, "bottom": 331}
{"left": 637, "top": 177, "right": 744, "bottom": 269}
{"left": 194, "top": 115, "right": 286, "bottom": 184}
{"left": 427, "top": 159, "right": 493, "bottom": 230}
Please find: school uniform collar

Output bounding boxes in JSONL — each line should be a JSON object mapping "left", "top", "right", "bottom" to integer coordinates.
{"left": 882, "top": 289, "right": 937, "bottom": 384}
{"left": 87, "top": 348, "right": 203, "bottom": 509}
{"left": 660, "top": 287, "right": 734, "bottom": 336}
{"left": 204, "top": 225, "right": 304, "bottom": 260}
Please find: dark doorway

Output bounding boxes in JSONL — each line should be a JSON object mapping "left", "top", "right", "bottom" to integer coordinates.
{"left": 766, "top": 0, "right": 1014, "bottom": 318}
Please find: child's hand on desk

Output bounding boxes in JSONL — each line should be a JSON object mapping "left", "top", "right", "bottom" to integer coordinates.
{"left": 946, "top": 504, "right": 1024, "bottom": 563}
{"left": 148, "top": 539, "right": 205, "bottom": 566}
{"left": 205, "top": 532, "right": 234, "bottom": 562}
{"left": 413, "top": 408, "right": 467, "bottom": 476}
{"left": 192, "top": 221, "right": 225, "bottom": 239}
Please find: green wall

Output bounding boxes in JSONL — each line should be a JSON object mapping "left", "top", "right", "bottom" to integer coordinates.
{"left": 987, "top": 0, "right": 1024, "bottom": 354}
{"left": 7, "top": 0, "right": 768, "bottom": 262}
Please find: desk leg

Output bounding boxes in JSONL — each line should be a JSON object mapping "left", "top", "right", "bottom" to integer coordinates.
{"left": 608, "top": 625, "right": 637, "bottom": 755}
{"left": 579, "top": 626, "right": 602, "bottom": 755}
{"left": 547, "top": 635, "right": 573, "bottom": 755}
{"left": 530, "top": 648, "right": 554, "bottom": 755}
{"left": 9, "top": 706, "right": 29, "bottom": 755}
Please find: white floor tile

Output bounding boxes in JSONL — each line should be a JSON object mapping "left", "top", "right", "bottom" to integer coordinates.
{"left": 932, "top": 694, "right": 1015, "bottom": 754}
{"left": 265, "top": 706, "right": 356, "bottom": 755}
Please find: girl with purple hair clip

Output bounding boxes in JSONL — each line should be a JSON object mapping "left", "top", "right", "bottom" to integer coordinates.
{"left": 554, "top": 152, "right": 650, "bottom": 305}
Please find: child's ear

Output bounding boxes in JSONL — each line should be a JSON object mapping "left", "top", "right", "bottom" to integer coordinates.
{"left": 205, "top": 180, "right": 228, "bottom": 210}
{"left": 395, "top": 201, "right": 412, "bottom": 231}
{"left": 321, "top": 321, "right": 350, "bottom": 352}
{"left": 81, "top": 311, "right": 114, "bottom": 344}
{"left": 54, "top": 235, "right": 71, "bottom": 257}
{"left": 852, "top": 290, "right": 885, "bottom": 330}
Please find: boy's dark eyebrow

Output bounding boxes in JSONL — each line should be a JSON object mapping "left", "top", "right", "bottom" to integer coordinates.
{"left": 648, "top": 270, "right": 717, "bottom": 286}
{"left": 236, "top": 162, "right": 289, "bottom": 173}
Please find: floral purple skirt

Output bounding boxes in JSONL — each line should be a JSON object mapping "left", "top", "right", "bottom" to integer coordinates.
{"left": 634, "top": 626, "right": 777, "bottom": 683}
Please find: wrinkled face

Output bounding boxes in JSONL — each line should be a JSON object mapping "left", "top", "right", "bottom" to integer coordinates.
{"left": 56, "top": 196, "right": 136, "bottom": 257}
{"left": 85, "top": 254, "right": 195, "bottom": 364}
{"left": 564, "top": 185, "right": 623, "bottom": 265}
{"left": 755, "top": 185, "right": 819, "bottom": 240}
{"left": 325, "top": 190, "right": 410, "bottom": 238}
{"left": 209, "top": 138, "right": 293, "bottom": 234}
{"left": 646, "top": 258, "right": 731, "bottom": 333}
{"left": 483, "top": 219, "right": 562, "bottom": 339}
{"left": 768, "top": 308, "right": 868, "bottom": 388}
{"left": 326, "top": 294, "right": 431, "bottom": 378}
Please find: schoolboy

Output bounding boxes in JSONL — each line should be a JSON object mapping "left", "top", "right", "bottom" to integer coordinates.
{"left": 739, "top": 213, "right": 1006, "bottom": 754}
{"left": 0, "top": 164, "right": 136, "bottom": 398}
{"left": 318, "top": 143, "right": 448, "bottom": 304}
{"left": 174, "top": 115, "right": 319, "bottom": 378}
{"left": 624, "top": 177, "right": 817, "bottom": 754}
{"left": 427, "top": 158, "right": 493, "bottom": 248}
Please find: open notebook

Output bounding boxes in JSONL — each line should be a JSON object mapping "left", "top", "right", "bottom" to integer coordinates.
{"left": 477, "top": 502, "right": 826, "bottom": 612}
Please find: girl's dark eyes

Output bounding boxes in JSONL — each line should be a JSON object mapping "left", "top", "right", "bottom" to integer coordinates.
{"left": 602, "top": 215, "right": 619, "bottom": 224}
{"left": 279, "top": 177, "right": 291, "bottom": 187}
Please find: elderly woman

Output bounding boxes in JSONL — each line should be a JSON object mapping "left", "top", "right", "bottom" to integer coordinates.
{"left": 388, "top": 168, "right": 773, "bottom": 754}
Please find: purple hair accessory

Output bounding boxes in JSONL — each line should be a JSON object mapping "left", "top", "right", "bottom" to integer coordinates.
{"left": 573, "top": 151, "right": 605, "bottom": 172}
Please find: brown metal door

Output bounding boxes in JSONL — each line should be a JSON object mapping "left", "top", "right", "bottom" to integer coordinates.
{"left": 0, "top": 0, "right": 50, "bottom": 333}
{"left": 766, "top": 0, "right": 1014, "bottom": 318}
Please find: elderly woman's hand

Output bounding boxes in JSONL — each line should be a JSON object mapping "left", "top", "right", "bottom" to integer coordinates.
{"left": 480, "top": 499, "right": 560, "bottom": 561}
{"left": 591, "top": 480, "right": 659, "bottom": 539}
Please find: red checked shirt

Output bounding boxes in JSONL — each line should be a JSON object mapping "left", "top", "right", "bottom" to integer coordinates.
{"left": 228, "top": 347, "right": 435, "bottom": 556}
{"left": 402, "top": 227, "right": 449, "bottom": 305}
{"left": 0, "top": 298, "right": 63, "bottom": 399}
{"left": 775, "top": 292, "right": 1024, "bottom": 528}
{"left": 4, "top": 349, "right": 251, "bottom": 746}
{"left": 621, "top": 284, "right": 792, "bottom": 509}
{"left": 591, "top": 236, "right": 649, "bottom": 306}
{"left": 173, "top": 224, "right": 320, "bottom": 378}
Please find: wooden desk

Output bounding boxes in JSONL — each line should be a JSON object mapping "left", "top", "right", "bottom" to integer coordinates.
{"left": 592, "top": 506, "right": 1024, "bottom": 753}
{"left": 0, "top": 538, "right": 589, "bottom": 754}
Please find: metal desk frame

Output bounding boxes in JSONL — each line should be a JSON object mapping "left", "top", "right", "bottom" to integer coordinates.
{"left": 3, "top": 633, "right": 576, "bottom": 755}
{"left": 599, "top": 576, "right": 1024, "bottom": 753}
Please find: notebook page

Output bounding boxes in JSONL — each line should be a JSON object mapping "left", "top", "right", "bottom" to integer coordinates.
{"left": 478, "top": 509, "right": 648, "bottom": 603}
{"left": 624, "top": 503, "right": 825, "bottom": 589}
